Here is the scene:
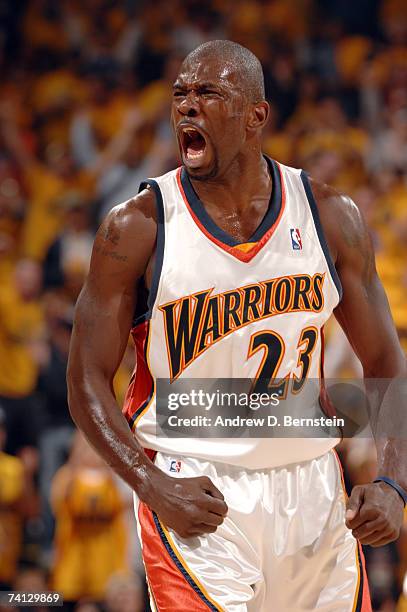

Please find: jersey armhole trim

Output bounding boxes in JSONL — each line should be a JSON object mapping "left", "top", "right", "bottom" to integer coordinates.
{"left": 133, "top": 180, "right": 165, "bottom": 325}
{"left": 300, "top": 171, "right": 343, "bottom": 302}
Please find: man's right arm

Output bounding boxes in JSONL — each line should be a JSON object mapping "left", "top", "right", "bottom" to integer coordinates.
{"left": 67, "top": 189, "right": 227, "bottom": 537}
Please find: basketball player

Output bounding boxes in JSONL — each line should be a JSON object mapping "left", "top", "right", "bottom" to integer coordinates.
{"left": 67, "top": 41, "right": 406, "bottom": 611}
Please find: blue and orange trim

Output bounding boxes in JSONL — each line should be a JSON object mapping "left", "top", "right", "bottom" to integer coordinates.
{"left": 138, "top": 501, "right": 223, "bottom": 611}
{"left": 177, "top": 157, "right": 286, "bottom": 263}
{"left": 300, "top": 171, "right": 343, "bottom": 301}
{"left": 123, "top": 178, "right": 165, "bottom": 430}
{"left": 122, "top": 319, "right": 155, "bottom": 429}
{"left": 133, "top": 179, "right": 165, "bottom": 326}
{"left": 333, "top": 450, "right": 372, "bottom": 612}
{"left": 353, "top": 541, "right": 372, "bottom": 611}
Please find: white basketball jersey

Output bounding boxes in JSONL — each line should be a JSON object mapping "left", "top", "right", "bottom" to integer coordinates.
{"left": 123, "top": 158, "right": 342, "bottom": 468}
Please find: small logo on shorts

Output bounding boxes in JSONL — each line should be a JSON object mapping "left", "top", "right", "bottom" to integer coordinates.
{"left": 290, "top": 228, "right": 302, "bottom": 250}
{"left": 170, "top": 460, "right": 181, "bottom": 473}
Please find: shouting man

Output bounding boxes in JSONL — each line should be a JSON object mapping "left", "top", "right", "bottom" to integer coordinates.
{"left": 68, "top": 41, "right": 406, "bottom": 611}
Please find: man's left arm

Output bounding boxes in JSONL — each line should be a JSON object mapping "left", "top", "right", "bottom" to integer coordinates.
{"left": 314, "top": 180, "right": 406, "bottom": 546}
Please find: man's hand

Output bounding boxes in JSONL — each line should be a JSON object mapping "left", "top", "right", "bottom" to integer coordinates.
{"left": 141, "top": 470, "right": 228, "bottom": 538}
{"left": 345, "top": 482, "right": 404, "bottom": 546}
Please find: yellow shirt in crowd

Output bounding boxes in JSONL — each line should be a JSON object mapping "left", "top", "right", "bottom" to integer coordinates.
{"left": 0, "top": 284, "right": 44, "bottom": 397}
{"left": 0, "top": 452, "right": 25, "bottom": 584}
{"left": 51, "top": 466, "right": 128, "bottom": 601}
{"left": 21, "top": 164, "right": 94, "bottom": 262}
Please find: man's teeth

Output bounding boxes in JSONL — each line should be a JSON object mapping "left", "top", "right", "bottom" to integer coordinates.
{"left": 181, "top": 127, "right": 206, "bottom": 161}
{"left": 187, "top": 150, "right": 204, "bottom": 159}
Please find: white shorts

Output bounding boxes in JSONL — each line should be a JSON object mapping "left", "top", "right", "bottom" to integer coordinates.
{"left": 135, "top": 450, "right": 371, "bottom": 611}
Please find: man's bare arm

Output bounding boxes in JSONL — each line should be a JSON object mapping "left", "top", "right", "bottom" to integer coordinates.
{"left": 315, "top": 179, "right": 406, "bottom": 546}
{"left": 68, "top": 190, "right": 156, "bottom": 492}
{"left": 67, "top": 188, "right": 227, "bottom": 537}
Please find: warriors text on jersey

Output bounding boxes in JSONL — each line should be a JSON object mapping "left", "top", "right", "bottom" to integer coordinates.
{"left": 123, "top": 158, "right": 343, "bottom": 468}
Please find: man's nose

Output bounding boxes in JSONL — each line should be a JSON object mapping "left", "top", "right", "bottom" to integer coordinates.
{"left": 178, "top": 93, "right": 200, "bottom": 117}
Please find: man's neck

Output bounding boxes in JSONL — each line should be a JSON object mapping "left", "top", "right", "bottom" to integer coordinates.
{"left": 189, "top": 150, "right": 271, "bottom": 214}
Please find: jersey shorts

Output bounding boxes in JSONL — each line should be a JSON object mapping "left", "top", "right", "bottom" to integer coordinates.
{"left": 135, "top": 450, "right": 371, "bottom": 612}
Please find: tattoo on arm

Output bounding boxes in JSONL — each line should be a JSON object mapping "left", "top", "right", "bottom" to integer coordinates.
{"left": 94, "top": 222, "right": 129, "bottom": 262}
{"left": 102, "top": 226, "right": 120, "bottom": 246}
{"left": 94, "top": 245, "right": 128, "bottom": 262}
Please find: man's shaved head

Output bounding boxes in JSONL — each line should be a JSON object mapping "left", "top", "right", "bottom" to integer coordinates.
{"left": 182, "top": 40, "right": 265, "bottom": 103}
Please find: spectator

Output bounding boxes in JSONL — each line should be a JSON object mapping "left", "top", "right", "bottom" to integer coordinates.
{"left": 0, "top": 406, "right": 25, "bottom": 590}
{"left": 43, "top": 193, "right": 94, "bottom": 296}
{"left": 50, "top": 433, "right": 130, "bottom": 607}
{"left": 0, "top": 103, "right": 95, "bottom": 262}
{"left": 38, "top": 312, "right": 75, "bottom": 554}
{"left": 70, "top": 104, "right": 175, "bottom": 220}
{"left": 0, "top": 259, "right": 46, "bottom": 456}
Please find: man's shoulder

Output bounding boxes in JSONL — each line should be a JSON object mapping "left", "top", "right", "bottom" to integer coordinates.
{"left": 273, "top": 161, "right": 364, "bottom": 259}
{"left": 109, "top": 165, "right": 179, "bottom": 225}
{"left": 106, "top": 186, "right": 158, "bottom": 235}
{"left": 307, "top": 177, "right": 366, "bottom": 263}
{"left": 94, "top": 187, "right": 158, "bottom": 266}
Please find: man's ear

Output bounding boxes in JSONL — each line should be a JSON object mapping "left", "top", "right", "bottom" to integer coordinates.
{"left": 247, "top": 101, "right": 270, "bottom": 131}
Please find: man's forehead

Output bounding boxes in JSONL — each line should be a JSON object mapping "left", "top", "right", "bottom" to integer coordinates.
{"left": 175, "top": 56, "right": 241, "bottom": 88}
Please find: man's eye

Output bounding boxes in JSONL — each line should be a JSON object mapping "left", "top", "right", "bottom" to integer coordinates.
{"left": 173, "top": 91, "right": 185, "bottom": 98}
{"left": 202, "top": 90, "right": 219, "bottom": 97}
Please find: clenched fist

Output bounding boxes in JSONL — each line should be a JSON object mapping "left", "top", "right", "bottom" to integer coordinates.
{"left": 140, "top": 469, "right": 228, "bottom": 538}
{"left": 345, "top": 481, "right": 404, "bottom": 547}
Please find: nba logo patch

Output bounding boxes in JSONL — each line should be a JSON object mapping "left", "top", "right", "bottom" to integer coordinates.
{"left": 290, "top": 228, "right": 302, "bottom": 250}
{"left": 170, "top": 460, "right": 181, "bottom": 473}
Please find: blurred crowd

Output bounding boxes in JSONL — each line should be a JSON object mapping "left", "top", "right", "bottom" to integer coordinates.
{"left": 0, "top": 0, "right": 406, "bottom": 610}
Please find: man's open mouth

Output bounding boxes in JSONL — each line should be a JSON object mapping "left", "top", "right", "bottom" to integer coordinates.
{"left": 179, "top": 125, "right": 207, "bottom": 163}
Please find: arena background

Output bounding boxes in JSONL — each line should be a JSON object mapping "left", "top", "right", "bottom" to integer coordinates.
{"left": 0, "top": 1, "right": 406, "bottom": 610}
